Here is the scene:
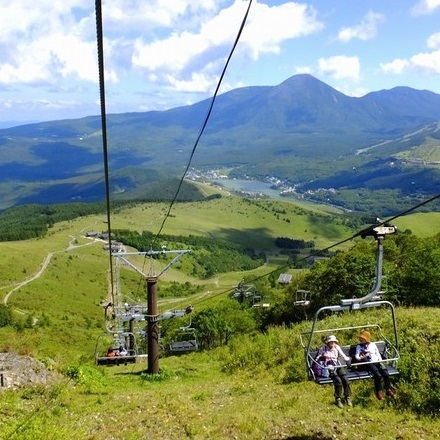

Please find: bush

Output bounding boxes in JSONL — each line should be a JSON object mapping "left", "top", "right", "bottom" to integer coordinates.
{"left": 395, "top": 311, "right": 440, "bottom": 416}
{"left": 63, "top": 365, "right": 107, "bottom": 394}
{"left": 0, "top": 305, "right": 13, "bottom": 327}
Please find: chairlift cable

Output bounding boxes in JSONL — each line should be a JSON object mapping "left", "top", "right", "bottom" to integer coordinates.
{"left": 135, "top": 0, "right": 254, "bottom": 295}
{"left": 150, "top": 0, "right": 254, "bottom": 248}
{"left": 95, "top": 0, "right": 115, "bottom": 307}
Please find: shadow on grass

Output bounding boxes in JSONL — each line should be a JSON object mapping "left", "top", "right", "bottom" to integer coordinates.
{"left": 275, "top": 436, "right": 332, "bottom": 440}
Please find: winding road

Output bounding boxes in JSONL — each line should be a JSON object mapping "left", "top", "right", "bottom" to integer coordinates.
{"left": 2, "top": 236, "right": 95, "bottom": 306}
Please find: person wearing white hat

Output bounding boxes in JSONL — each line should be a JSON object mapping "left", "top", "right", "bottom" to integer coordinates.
{"left": 315, "top": 335, "right": 352, "bottom": 408}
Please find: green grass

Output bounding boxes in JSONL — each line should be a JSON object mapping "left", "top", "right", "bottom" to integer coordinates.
{"left": 1, "top": 197, "right": 440, "bottom": 438}
{"left": 110, "top": 195, "right": 354, "bottom": 251}
{"left": 393, "top": 212, "right": 440, "bottom": 237}
{"left": 1, "top": 308, "right": 440, "bottom": 439}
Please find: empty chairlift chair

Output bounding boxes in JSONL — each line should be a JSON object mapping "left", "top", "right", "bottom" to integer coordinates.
{"left": 169, "top": 327, "right": 199, "bottom": 354}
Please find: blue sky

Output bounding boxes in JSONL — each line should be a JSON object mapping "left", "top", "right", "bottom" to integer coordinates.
{"left": 1, "top": 0, "right": 439, "bottom": 125}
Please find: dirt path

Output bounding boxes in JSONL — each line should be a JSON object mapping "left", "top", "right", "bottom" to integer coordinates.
{"left": 3, "top": 237, "right": 96, "bottom": 306}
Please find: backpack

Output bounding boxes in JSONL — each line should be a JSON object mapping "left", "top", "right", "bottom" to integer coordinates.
{"left": 313, "top": 360, "right": 330, "bottom": 377}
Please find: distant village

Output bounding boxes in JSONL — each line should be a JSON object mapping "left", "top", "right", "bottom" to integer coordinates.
{"left": 185, "top": 168, "right": 338, "bottom": 200}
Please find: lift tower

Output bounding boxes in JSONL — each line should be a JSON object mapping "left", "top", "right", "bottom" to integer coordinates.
{"left": 112, "top": 248, "right": 191, "bottom": 374}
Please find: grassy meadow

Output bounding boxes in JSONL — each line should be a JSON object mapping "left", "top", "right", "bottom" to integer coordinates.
{"left": 1, "top": 308, "right": 440, "bottom": 440}
{"left": 1, "top": 193, "right": 440, "bottom": 439}
{"left": 0, "top": 194, "right": 354, "bottom": 357}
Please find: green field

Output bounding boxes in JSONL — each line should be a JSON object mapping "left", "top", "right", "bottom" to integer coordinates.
{"left": 1, "top": 308, "right": 439, "bottom": 439}
{"left": 1, "top": 195, "right": 439, "bottom": 439}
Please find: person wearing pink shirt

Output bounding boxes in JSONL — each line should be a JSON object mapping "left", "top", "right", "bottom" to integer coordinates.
{"left": 316, "top": 335, "right": 352, "bottom": 408}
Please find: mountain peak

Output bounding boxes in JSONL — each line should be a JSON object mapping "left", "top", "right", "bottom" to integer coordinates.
{"left": 2, "top": 75, "right": 440, "bottom": 209}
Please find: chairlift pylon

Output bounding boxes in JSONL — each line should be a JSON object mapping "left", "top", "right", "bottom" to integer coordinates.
{"left": 95, "top": 250, "right": 193, "bottom": 368}
{"left": 231, "top": 279, "right": 260, "bottom": 305}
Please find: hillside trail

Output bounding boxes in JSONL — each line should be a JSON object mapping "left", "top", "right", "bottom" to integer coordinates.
{"left": 2, "top": 235, "right": 96, "bottom": 306}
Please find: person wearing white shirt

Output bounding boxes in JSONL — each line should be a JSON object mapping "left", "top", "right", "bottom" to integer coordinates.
{"left": 355, "top": 330, "right": 395, "bottom": 400}
{"left": 118, "top": 346, "right": 128, "bottom": 356}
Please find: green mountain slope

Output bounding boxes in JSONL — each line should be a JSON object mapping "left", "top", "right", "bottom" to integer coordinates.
{"left": 1, "top": 74, "right": 440, "bottom": 211}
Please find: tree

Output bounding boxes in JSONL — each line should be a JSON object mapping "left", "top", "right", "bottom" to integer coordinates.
{"left": 192, "top": 300, "right": 257, "bottom": 349}
{"left": 390, "top": 233, "right": 440, "bottom": 306}
{"left": 302, "top": 240, "right": 376, "bottom": 308}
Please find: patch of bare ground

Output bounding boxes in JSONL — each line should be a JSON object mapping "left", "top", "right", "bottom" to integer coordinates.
{"left": 0, "top": 351, "right": 60, "bottom": 390}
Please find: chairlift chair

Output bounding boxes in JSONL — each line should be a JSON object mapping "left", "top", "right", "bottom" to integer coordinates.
{"left": 300, "top": 222, "right": 400, "bottom": 384}
{"left": 169, "top": 326, "right": 199, "bottom": 354}
{"left": 294, "top": 289, "right": 311, "bottom": 306}
{"left": 94, "top": 332, "right": 144, "bottom": 366}
{"left": 301, "top": 319, "right": 400, "bottom": 385}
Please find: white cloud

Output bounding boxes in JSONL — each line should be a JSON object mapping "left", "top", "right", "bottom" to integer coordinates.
{"left": 0, "top": 0, "right": 97, "bottom": 85}
{"left": 0, "top": 96, "right": 91, "bottom": 118}
{"left": 410, "top": 49, "right": 440, "bottom": 73}
{"left": 380, "top": 59, "right": 410, "bottom": 74}
{"left": 318, "top": 56, "right": 361, "bottom": 81}
{"left": 102, "top": 0, "right": 218, "bottom": 32}
{"left": 238, "top": 2, "right": 323, "bottom": 59}
{"left": 0, "top": 33, "right": 107, "bottom": 85}
{"left": 294, "top": 66, "right": 313, "bottom": 74}
{"left": 103, "top": 0, "right": 184, "bottom": 28}
{"left": 166, "top": 72, "right": 216, "bottom": 93}
{"left": 132, "top": 1, "right": 323, "bottom": 92}
{"left": 337, "top": 11, "right": 385, "bottom": 43}
{"left": 381, "top": 50, "right": 440, "bottom": 75}
{"left": 335, "top": 85, "right": 370, "bottom": 98}
{"left": 427, "top": 32, "right": 440, "bottom": 49}
{"left": 0, "top": 1, "right": 179, "bottom": 91}
{"left": 0, "top": 0, "right": 89, "bottom": 40}
{"left": 411, "top": 0, "right": 440, "bottom": 15}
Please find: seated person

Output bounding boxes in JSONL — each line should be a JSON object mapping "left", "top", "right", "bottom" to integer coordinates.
{"left": 354, "top": 330, "right": 395, "bottom": 400}
{"left": 315, "top": 335, "right": 352, "bottom": 408}
{"left": 118, "top": 346, "right": 128, "bottom": 356}
{"left": 106, "top": 348, "right": 116, "bottom": 357}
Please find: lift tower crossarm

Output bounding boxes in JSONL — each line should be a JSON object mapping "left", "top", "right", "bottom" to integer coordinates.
{"left": 157, "top": 250, "right": 191, "bottom": 278}
{"left": 112, "top": 249, "right": 191, "bottom": 279}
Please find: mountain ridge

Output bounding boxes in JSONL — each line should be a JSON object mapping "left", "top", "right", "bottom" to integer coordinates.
{"left": 1, "top": 74, "right": 440, "bottom": 212}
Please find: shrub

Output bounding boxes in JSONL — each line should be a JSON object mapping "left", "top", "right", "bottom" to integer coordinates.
{"left": 63, "top": 365, "right": 107, "bottom": 394}
{"left": 0, "top": 305, "right": 13, "bottom": 327}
